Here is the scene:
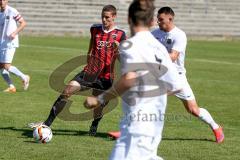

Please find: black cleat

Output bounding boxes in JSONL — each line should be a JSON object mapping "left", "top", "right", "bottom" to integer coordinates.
{"left": 89, "top": 125, "right": 98, "bottom": 136}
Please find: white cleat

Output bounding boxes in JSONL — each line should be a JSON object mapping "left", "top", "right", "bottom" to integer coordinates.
{"left": 23, "top": 75, "right": 30, "bottom": 90}
{"left": 27, "top": 122, "right": 44, "bottom": 129}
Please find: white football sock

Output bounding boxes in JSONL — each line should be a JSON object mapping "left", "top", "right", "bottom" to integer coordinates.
{"left": 1, "top": 69, "right": 15, "bottom": 87}
{"left": 199, "top": 107, "right": 219, "bottom": 130}
{"left": 8, "top": 66, "right": 26, "bottom": 81}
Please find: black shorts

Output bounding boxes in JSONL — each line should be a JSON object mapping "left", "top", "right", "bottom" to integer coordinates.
{"left": 72, "top": 71, "right": 113, "bottom": 91}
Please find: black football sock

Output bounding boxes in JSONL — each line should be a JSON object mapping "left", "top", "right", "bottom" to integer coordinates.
{"left": 91, "top": 117, "right": 103, "bottom": 127}
{"left": 44, "top": 95, "right": 67, "bottom": 126}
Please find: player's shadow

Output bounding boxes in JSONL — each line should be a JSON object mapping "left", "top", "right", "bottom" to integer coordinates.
{"left": 51, "top": 129, "right": 110, "bottom": 139}
{"left": 0, "top": 126, "right": 110, "bottom": 141}
{"left": 162, "top": 137, "right": 214, "bottom": 142}
{"left": 0, "top": 127, "right": 214, "bottom": 142}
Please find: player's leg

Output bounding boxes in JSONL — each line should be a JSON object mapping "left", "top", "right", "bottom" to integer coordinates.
{"left": 180, "top": 98, "right": 220, "bottom": 129}
{"left": 110, "top": 132, "right": 163, "bottom": 160}
{"left": 7, "top": 65, "right": 30, "bottom": 90}
{"left": 2, "top": 48, "right": 30, "bottom": 90}
{"left": 176, "top": 77, "right": 224, "bottom": 143}
{"left": 180, "top": 98, "right": 218, "bottom": 128}
{"left": 180, "top": 99, "right": 224, "bottom": 143}
{"left": 28, "top": 80, "right": 82, "bottom": 128}
{"left": 44, "top": 80, "right": 81, "bottom": 126}
{"left": 0, "top": 67, "right": 16, "bottom": 92}
{"left": 89, "top": 79, "right": 113, "bottom": 136}
{"left": 0, "top": 50, "right": 16, "bottom": 92}
{"left": 109, "top": 130, "right": 129, "bottom": 160}
{"left": 89, "top": 89, "right": 105, "bottom": 136}
{"left": 28, "top": 71, "right": 91, "bottom": 128}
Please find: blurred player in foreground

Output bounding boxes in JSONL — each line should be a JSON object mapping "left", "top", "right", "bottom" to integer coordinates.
{"left": 0, "top": 0, "right": 30, "bottom": 93}
{"left": 151, "top": 6, "right": 224, "bottom": 143}
{"left": 28, "top": 5, "right": 126, "bottom": 136}
{"left": 84, "top": 0, "right": 182, "bottom": 159}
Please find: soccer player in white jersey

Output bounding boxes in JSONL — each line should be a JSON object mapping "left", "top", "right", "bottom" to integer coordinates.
{"left": 84, "top": 1, "right": 182, "bottom": 159}
{"left": 0, "top": 0, "right": 30, "bottom": 93}
{"left": 151, "top": 6, "right": 224, "bottom": 143}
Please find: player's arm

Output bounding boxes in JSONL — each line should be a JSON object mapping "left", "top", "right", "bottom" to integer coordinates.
{"left": 10, "top": 17, "right": 26, "bottom": 39}
{"left": 114, "top": 41, "right": 122, "bottom": 62}
{"left": 87, "top": 25, "right": 96, "bottom": 63}
{"left": 87, "top": 37, "right": 94, "bottom": 63}
{"left": 159, "top": 51, "right": 182, "bottom": 95}
{"left": 169, "top": 49, "right": 180, "bottom": 62}
{"left": 167, "top": 87, "right": 181, "bottom": 95}
{"left": 113, "top": 40, "right": 120, "bottom": 54}
{"left": 84, "top": 71, "right": 137, "bottom": 109}
{"left": 116, "top": 32, "right": 127, "bottom": 61}
{"left": 169, "top": 32, "right": 187, "bottom": 62}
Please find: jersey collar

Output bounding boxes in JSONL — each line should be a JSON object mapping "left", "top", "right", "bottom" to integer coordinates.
{"left": 102, "top": 25, "right": 117, "bottom": 33}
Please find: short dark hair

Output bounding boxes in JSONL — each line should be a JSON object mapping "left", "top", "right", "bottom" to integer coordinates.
{"left": 128, "top": 0, "right": 155, "bottom": 26}
{"left": 157, "top": 6, "right": 175, "bottom": 17}
{"left": 102, "top": 5, "right": 117, "bottom": 15}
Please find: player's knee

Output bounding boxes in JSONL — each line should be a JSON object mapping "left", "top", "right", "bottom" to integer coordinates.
{"left": 62, "top": 82, "right": 80, "bottom": 98}
{"left": 3, "top": 64, "right": 11, "bottom": 70}
{"left": 62, "top": 89, "right": 72, "bottom": 98}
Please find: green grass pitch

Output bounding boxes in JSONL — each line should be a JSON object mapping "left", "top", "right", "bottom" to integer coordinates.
{"left": 0, "top": 36, "right": 239, "bottom": 160}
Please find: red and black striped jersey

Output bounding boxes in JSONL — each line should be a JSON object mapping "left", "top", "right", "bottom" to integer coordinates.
{"left": 84, "top": 24, "right": 126, "bottom": 80}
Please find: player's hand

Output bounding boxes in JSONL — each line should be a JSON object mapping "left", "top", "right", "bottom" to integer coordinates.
{"left": 112, "top": 40, "right": 120, "bottom": 52}
{"left": 9, "top": 32, "right": 17, "bottom": 39}
{"left": 84, "top": 97, "right": 101, "bottom": 109}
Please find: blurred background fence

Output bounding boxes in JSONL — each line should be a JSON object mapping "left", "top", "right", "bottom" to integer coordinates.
{"left": 10, "top": 0, "right": 240, "bottom": 39}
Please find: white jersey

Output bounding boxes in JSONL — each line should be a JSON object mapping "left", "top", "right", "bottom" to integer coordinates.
{"left": 119, "top": 31, "right": 182, "bottom": 137}
{"left": 151, "top": 26, "right": 187, "bottom": 74}
{"left": 0, "top": 5, "right": 23, "bottom": 50}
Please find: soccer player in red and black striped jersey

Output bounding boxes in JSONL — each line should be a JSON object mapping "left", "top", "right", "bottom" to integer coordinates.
{"left": 28, "top": 5, "right": 126, "bottom": 136}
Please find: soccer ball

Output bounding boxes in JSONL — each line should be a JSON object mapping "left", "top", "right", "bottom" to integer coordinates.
{"left": 33, "top": 125, "right": 53, "bottom": 143}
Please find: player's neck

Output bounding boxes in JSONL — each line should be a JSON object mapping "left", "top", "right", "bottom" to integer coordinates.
{"left": 131, "top": 26, "right": 149, "bottom": 36}
{"left": 103, "top": 25, "right": 115, "bottom": 32}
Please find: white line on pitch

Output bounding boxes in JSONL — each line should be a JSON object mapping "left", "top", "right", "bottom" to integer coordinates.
{"left": 21, "top": 44, "right": 87, "bottom": 52}
{"left": 187, "top": 58, "right": 240, "bottom": 66}
{"left": 22, "top": 44, "right": 240, "bottom": 66}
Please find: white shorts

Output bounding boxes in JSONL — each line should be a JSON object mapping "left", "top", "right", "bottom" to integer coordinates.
{"left": 109, "top": 131, "right": 163, "bottom": 160}
{"left": 175, "top": 74, "right": 195, "bottom": 100}
{"left": 0, "top": 48, "right": 16, "bottom": 63}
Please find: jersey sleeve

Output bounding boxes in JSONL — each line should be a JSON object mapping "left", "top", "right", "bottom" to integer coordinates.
{"left": 12, "top": 9, "right": 23, "bottom": 22}
{"left": 120, "top": 31, "right": 127, "bottom": 42}
{"left": 90, "top": 25, "right": 95, "bottom": 38}
{"left": 90, "top": 24, "right": 101, "bottom": 38}
{"left": 171, "top": 32, "right": 187, "bottom": 53}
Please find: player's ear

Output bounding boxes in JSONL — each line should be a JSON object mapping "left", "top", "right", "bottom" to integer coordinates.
{"left": 149, "top": 18, "right": 155, "bottom": 28}
{"left": 169, "top": 15, "right": 174, "bottom": 22}
{"left": 112, "top": 14, "right": 117, "bottom": 20}
{"left": 128, "top": 17, "right": 131, "bottom": 25}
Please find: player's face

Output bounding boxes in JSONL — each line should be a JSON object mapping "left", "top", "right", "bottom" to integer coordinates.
{"left": 157, "top": 13, "right": 173, "bottom": 32}
{"left": 102, "top": 11, "right": 116, "bottom": 30}
{"left": 0, "top": 0, "right": 8, "bottom": 10}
